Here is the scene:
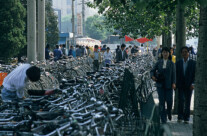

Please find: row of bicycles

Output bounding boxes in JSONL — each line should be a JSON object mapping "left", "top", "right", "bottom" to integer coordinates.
{"left": 0, "top": 53, "right": 160, "bottom": 136}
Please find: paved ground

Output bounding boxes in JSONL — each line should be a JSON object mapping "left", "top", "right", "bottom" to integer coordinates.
{"left": 167, "top": 115, "right": 193, "bottom": 136}
{"left": 153, "top": 91, "right": 194, "bottom": 136}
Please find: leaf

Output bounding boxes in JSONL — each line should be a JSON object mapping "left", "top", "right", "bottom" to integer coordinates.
{"left": 95, "top": 0, "right": 103, "bottom": 5}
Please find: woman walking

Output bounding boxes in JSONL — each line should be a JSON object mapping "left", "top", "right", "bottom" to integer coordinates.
{"left": 150, "top": 47, "right": 176, "bottom": 124}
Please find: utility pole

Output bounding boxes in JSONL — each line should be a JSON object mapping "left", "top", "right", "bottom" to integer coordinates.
{"left": 37, "top": 0, "right": 45, "bottom": 61}
{"left": 72, "top": 0, "right": 75, "bottom": 46}
{"left": 82, "top": 0, "right": 85, "bottom": 37}
{"left": 27, "top": 0, "right": 36, "bottom": 63}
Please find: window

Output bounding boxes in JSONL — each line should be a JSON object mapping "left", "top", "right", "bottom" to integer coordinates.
{"left": 67, "top": 8, "right": 71, "bottom": 14}
{"left": 67, "top": 0, "right": 70, "bottom": 5}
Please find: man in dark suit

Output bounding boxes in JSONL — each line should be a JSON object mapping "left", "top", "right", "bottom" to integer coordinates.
{"left": 116, "top": 44, "right": 128, "bottom": 62}
{"left": 176, "top": 46, "right": 196, "bottom": 123}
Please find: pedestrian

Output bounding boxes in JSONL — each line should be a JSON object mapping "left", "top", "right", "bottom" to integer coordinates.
{"left": 103, "top": 47, "right": 112, "bottom": 67}
{"left": 128, "top": 45, "right": 132, "bottom": 57}
{"left": 62, "top": 44, "right": 66, "bottom": 55}
{"left": 45, "top": 44, "right": 50, "bottom": 60}
{"left": 190, "top": 46, "right": 196, "bottom": 55}
{"left": 153, "top": 47, "right": 157, "bottom": 57}
{"left": 1, "top": 64, "right": 41, "bottom": 101}
{"left": 176, "top": 46, "right": 196, "bottom": 123}
{"left": 139, "top": 44, "right": 145, "bottom": 53}
{"left": 170, "top": 47, "right": 176, "bottom": 63}
{"left": 158, "top": 45, "right": 162, "bottom": 59}
{"left": 90, "top": 45, "right": 101, "bottom": 72}
{"left": 115, "top": 45, "right": 120, "bottom": 54}
{"left": 80, "top": 46, "right": 85, "bottom": 56}
{"left": 76, "top": 45, "right": 82, "bottom": 57}
{"left": 116, "top": 44, "right": 128, "bottom": 62}
{"left": 125, "top": 47, "right": 129, "bottom": 54}
{"left": 151, "top": 47, "right": 176, "bottom": 124}
{"left": 54, "top": 44, "right": 62, "bottom": 61}
{"left": 189, "top": 46, "right": 196, "bottom": 60}
{"left": 86, "top": 46, "right": 91, "bottom": 56}
{"left": 101, "top": 45, "right": 107, "bottom": 53}
{"left": 59, "top": 44, "right": 63, "bottom": 55}
{"left": 173, "top": 44, "right": 176, "bottom": 55}
{"left": 131, "top": 45, "right": 138, "bottom": 55}
{"left": 68, "top": 46, "right": 76, "bottom": 57}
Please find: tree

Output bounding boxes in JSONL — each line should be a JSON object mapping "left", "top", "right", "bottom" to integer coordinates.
{"left": 0, "top": 0, "right": 26, "bottom": 61}
{"left": 85, "top": 15, "right": 112, "bottom": 40}
{"left": 193, "top": 3, "right": 207, "bottom": 136}
{"left": 45, "top": 0, "right": 59, "bottom": 46}
{"left": 88, "top": 0, "right": 170, "bottom": 39}
{"left": 89, "top": 0, "right": 199, "bottom": 41}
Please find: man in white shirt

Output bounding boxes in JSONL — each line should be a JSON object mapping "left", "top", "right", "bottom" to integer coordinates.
{"left": 139, "top": 44, "right": 145, "bottom": 54}
{"left": 90, "top": 45, "right": 102, "bottom": 72}
{"left": 1, "top": 64, "right": 41, "bottom": 101}
{"left": 103, "top": 47, "right": 112, "bottom": 67}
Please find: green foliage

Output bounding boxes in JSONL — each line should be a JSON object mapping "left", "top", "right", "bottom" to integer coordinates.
{"left": 89, "top": 0, "right": 199, "bottom": 39}
{"left": 85, "top": 15, "right": 112, "bottom": 40}
{"left": 45, "top": 0, "right": 59, "bottom": 46}
{"left": 91, "top": 0, "right": 168, "bottom": 38}
{"left": 185, "top": 1, "right": 199, "bottom": 38}
{"left": 0, "top": 0, "right": 26, "bottom": 61}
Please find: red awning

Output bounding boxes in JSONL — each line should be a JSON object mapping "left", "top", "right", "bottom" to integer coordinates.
{"left": 125, "top": 35, "right": 134, "bottom": 42}
{"left": 136, "top": 38, "right": 152, "bottom": 43}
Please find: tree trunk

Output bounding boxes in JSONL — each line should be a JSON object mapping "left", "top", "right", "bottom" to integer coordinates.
{"left": 37, "top": 0, "right": 45, "bottom": 61}
{"left": 166, "top": 31, "right": 172, "bottom": 48}
{"left": 162, "top": 15, "right": 172, "bottom": 48}
{"left": 162, "top": 33, "right": 166, "bottom": 47}
{"left": 193, "top": 5, "right": 207, "bottom": 136}
{"left": 166, "top": 12, "right": 172, "bottom": 48}
{"left": 27, "top": 0, "right": 36, "bottom": 63}
{"left": 175, "top": 0, "right": 186, "bottom": 60}
{"left": 162, "top": 17, "right": 167, "bottom": 47}
{"left": 174, "top": 0, "right": 186, "bottom": 114}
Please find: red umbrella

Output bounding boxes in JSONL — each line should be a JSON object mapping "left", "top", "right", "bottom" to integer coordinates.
{"left": 136, "top": 38, "right": 152, "bottom": 43}
{"left": 125, "top": 35, "right": 134, "bottom": 42}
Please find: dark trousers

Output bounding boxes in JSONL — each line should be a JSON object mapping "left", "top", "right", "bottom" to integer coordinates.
{"left": 93, "top": 60, "right": 99, "bottom": 72}
{"left": 178, "top": 88, "right": 193, "bottom": 121}
{"left": 157, "top": 87, "right": 173, "bottom": 123}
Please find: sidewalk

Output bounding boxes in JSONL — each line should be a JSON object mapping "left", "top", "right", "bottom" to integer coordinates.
{"left": 168, "top": 115, "right": 193, "bottom": 136}
{"left": 153, "top": 91, "right": 194, "bottom": 136}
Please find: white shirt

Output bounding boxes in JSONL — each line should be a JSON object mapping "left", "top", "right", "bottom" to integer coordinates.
{"left": 163, "top": 59, "right": 168, "bottom": 69}
{"left": 183, "top": 58, "right": 189, "bottom": 76}
{"left": 103, "top": 51, "right": 112, "bottom": 60}
{"left": 94, "top": 52, "right": 99, "bottom": 60}
{"left": 3, "top": 64, "right": 31, "bottom": 98}
{"left": 140, "top": 47, "right": 145, "bottom": 53}
{"left": 121, "top": 50, "right": 125, "bottom": 59}
{"left": 128, "top": 48, "right": 132, "bottom": 55}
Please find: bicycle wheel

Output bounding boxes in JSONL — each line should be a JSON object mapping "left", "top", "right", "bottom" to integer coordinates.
{"left": 63, "top": 69, "right": 78, "bottom": 79}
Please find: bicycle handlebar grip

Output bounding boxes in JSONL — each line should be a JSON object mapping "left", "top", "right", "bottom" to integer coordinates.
{"left": 44, "top": 90, "right": 54, "bottom": 95}
{"left": 27, "top": 89, "right": 45, "bottom": 96}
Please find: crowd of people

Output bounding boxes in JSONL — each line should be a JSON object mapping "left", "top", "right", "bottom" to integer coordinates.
{"left": 151, "top": 45, "right": 196, "bottom": 124}
{"left": 45, "top": 43, "right": 149, "bottom": 72}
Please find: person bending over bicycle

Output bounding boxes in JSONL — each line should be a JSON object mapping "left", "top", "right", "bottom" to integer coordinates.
{"left": 1, "top": 64, "right": 53, "bottom": 102}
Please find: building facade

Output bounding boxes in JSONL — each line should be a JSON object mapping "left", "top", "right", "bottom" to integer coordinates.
{"left": 52, "top": 0, "right": 97, "bottom": 19}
